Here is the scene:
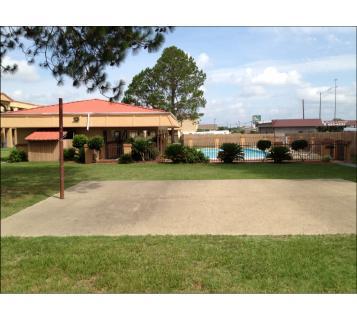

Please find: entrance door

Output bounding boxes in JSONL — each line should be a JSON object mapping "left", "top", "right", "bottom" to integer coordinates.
{"left": 106, "top": 129, "right": 128, "bottom": 159}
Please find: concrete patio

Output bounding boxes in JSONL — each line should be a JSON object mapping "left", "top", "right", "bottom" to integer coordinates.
{"left": 1, "top": 179, "right": 356, "bottom": 236}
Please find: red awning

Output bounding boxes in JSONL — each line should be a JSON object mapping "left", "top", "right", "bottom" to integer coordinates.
{"left": 25, "top": 131, "right": 66, "bottom": 141}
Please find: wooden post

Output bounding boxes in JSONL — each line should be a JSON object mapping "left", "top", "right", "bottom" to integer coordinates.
{"left": 59, "top": 98, "right": 64, "bottom": 199}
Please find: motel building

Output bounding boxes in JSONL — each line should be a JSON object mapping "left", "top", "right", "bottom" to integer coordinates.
{"left": 1, "top": 98, "right": 180, "bottom": 161}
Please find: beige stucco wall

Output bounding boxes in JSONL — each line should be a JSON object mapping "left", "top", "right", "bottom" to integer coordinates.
{"left": 180, "top": 120, "right": 198, "bottom": 133}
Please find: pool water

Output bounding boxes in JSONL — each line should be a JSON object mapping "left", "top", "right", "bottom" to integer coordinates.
{"left": 198, "top": 147, "right": 267, "bottom": 160}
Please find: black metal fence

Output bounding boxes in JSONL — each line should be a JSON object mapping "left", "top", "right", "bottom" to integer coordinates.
{"left": 196, "top": 143, "right": 329, "bottom": 162}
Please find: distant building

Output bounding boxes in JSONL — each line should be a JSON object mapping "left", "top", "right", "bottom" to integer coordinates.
{"left": 0, "top": 92, "right": 39, "bottom": 112}
{"left": 179, "top": 119, "right": 198, "bottom": 135}
{"left": 197, "top": 123, "right": 218, "bottom": 131}
{"left": 256, "top": 119, "right": 323, "bottom": 135}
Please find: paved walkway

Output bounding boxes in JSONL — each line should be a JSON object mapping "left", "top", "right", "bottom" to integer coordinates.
{"left": 1, "top": 179, "right": 356, "bottom": 236}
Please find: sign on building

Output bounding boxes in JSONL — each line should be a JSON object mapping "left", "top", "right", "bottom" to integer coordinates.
{"left": 252, "top": 115, "right": 261, "bottom": 124}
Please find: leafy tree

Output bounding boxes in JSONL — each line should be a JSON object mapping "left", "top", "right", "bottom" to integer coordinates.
{"left": 72, "top": 134, "right": 88, "bottom": 149}
{"left": 122, "top": 68, "right": 163, "bottom": 106}
{"left": 291, "top": 139, "right": 308, "bottom": 162}
{"left": 256, "top": 140, "right": 272, "bottom": 151}
{"left": 123, "top": 46, "right": 206, "bottom": 121}
{"left": 88, "top": 136, "right": 104, "bottom": 151}
{"left": 1, "top": 27, "right": 173, "bottom": 101}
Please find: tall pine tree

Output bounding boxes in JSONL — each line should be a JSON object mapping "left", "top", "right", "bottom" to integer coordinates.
{"left": 1, "top": 27, "right": 173, "bottom": 101}
{"left": 123, "top": 46, "right": 206, "bottom": 121}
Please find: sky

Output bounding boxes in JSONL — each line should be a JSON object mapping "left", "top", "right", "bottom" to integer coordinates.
{"left": 2, "top": 27, "right": 356, "bottom": 126}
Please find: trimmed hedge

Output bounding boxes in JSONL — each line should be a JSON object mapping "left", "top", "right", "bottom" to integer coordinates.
{"left": 72, "top": 134, "right": 88, "bottom": 149}
{"left": 165, "top": 144, "right": 208, "bottom": 163}
{"left": 64, "top": 148, "right": 76, "bottom": 161}
{"left": 8, "top": 149, "right": 27, "bottom": 162}
{"left": 118, "top": 154, "right": 134, "bottom": 164}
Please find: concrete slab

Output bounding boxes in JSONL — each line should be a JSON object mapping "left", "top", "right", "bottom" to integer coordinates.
{"left": 1, "top": 180, "right": 356, "bottom": 236}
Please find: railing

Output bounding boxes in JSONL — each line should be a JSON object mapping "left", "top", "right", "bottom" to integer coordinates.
{"left": 195, "top": 143, "right": 331, "bottom": 162}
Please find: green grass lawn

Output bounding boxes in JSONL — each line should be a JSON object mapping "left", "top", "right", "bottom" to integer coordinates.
{"left": 1, "top": 161, "right": 356, "bottom": 219}
{"left": 2, "top": 161, "right": 356, "bottom": 293}
{"left": 0, "top": 147, "right": 11, "bottom": 162}
{"left": 2, "top": 235, "right": 355, "bottom": 293}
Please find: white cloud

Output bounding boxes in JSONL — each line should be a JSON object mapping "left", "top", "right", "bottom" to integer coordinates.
{"left": 208, "top": 54, "right": 356, "bottom": 86}
{"left": 1, "top": 56, "right": 39, "bottom": 82}
{"left": 197, "top": 52, "right": 210, "bottom": 69}
{"left": 251, "top": 67, "right": 302, "bottom": 86}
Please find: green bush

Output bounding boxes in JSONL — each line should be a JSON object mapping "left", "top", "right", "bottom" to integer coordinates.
{"left": 63, "top": 148, "right": 76, "bottom": 161}
{"left": 132, "top": 138, "right": 158, "bottom": 161}
{"left": 291, "top": 139, "right": 308, "bottom": 151}
{"left": 118, "top": 153, "right": 133, "bottom": 164}
{"left": 74, "top": 147, "right": 85, "bottom": 163}
{"left": 8, "top": 148, "right": 27, "bottom": 162}
{"left": 165, "top": 144, "right": 208, "bottom": 163}
{"left": 165, "top": 144, "right": 187, "bottom": 163}
{"left": 217, "top": 143, "right": 244, "bottom": 163}
{"left": 184, "top": 147, "right": 209, "bottom": 163}
{"left": 291, "top": 139, "right": 308, "bottom": 161}
{"left": 72, "top": 134, "right": 88, "bottom": 149}
{"left": 322, "top": 155, "right": 332, "bottom": 162}
{"left": 88, "top": 136, "right": 104, "bottom": 151}
{"left": 267, "top": 146, "right": 292, "bottom": 163}
{"left": 256, "top": 140, "right": 272, "bottom": 151}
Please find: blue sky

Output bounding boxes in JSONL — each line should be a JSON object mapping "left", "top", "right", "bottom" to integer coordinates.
{"left": 2, "top": 27, "right": 356, "bottom": 125}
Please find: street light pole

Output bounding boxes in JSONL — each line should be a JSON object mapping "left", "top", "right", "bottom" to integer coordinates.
{"left": 333, "top": 78, "right": 338, "bottom": 119}
{"left": 319, "top": 92, "right": 322, "bottom": 119}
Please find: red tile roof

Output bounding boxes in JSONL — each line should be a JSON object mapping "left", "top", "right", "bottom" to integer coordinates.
{"left": 271, "top": 119, "right": 323, "bottom": 128}
{"left": 25, "top": 131, "right": 66, "bottom": 141}
{"left": 6, "top": 99, "right": 165, "bottom": 115}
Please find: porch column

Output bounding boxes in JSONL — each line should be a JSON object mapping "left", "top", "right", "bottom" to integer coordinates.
{"left": 13, "top": 128, "right": 18, "bottom": 146}
{"left": 1, "top": 128, "right": 5, "bottom": 147}
{"left": 6, "top": 128, "right": 13, "bottom": 148}
{"left": 170, "top": 128, "right": 175, "bottom": 144}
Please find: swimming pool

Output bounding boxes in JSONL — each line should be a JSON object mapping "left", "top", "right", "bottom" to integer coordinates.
{"left": 198, "top": 147, "right": 267, "bottom": 161}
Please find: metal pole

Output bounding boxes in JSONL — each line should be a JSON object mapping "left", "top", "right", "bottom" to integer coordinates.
{"left": 334, "top": 78, "right": 337, "bottom": 119}
{"left": 302, "top": 99, "right": 305, "bottom": 119}
{"left": 59, "top": 98, "right": 64, "bottom": 199}
{"left": 319, "top": 92, "right": 322, "bottom": 119}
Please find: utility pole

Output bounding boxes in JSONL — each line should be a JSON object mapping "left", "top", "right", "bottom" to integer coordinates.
{"left": 59, "top": 98, "right": 64, "bottom": 199}
{"left": 333, "top": 78, "right": 338, "bottom": 119}
{"left": 302, "top": 99, "right": 305, "bottom": 119}
{"left": 319, "top": 92, "right": 322, "bottom": 119}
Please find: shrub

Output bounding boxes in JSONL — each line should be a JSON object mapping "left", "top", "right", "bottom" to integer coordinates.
{"left": 119, "top": 153, "right": 133, "bottom": 164}
{"left": 217, "top": 143, "right": 244, "bottom": 163}
{"left": 131, "top": 138, "right": 158, "bottom": 161}
{"left": 164, "top": 144, "right": 208, "bottom": 163}
{"left": 322, "top": 155, "right": 332, "bottom": 162}
{"left": 291, "top": 139, "right": 308, "bottom": 151}
{"left": 267, "top": 146, "right": 292, "bottom": 163}
{"left": 291, "top": 139, "right": 308, "bottom": 161}
{"left": 72, "top": 134, "right": 88, "bottom": 149}
{"left": 8, "top": 148, "right": 27, "bottom": 162}
{"left": 63, "top": 148, "right": 76, "bottom": 161}
{"left": 256, "top": 140, "right": 272, "bottom": 151}
{"left": 165, "top": 144, "right": 187, "bottom": 163}
{"left": 184, "top": 147, "right": 209, "bottom": 163}
{"left": 74, "top": 147, "right": 85, "bottom": 163}
{"left": 88, "top": 136, "right": 104, "bottom": 151}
